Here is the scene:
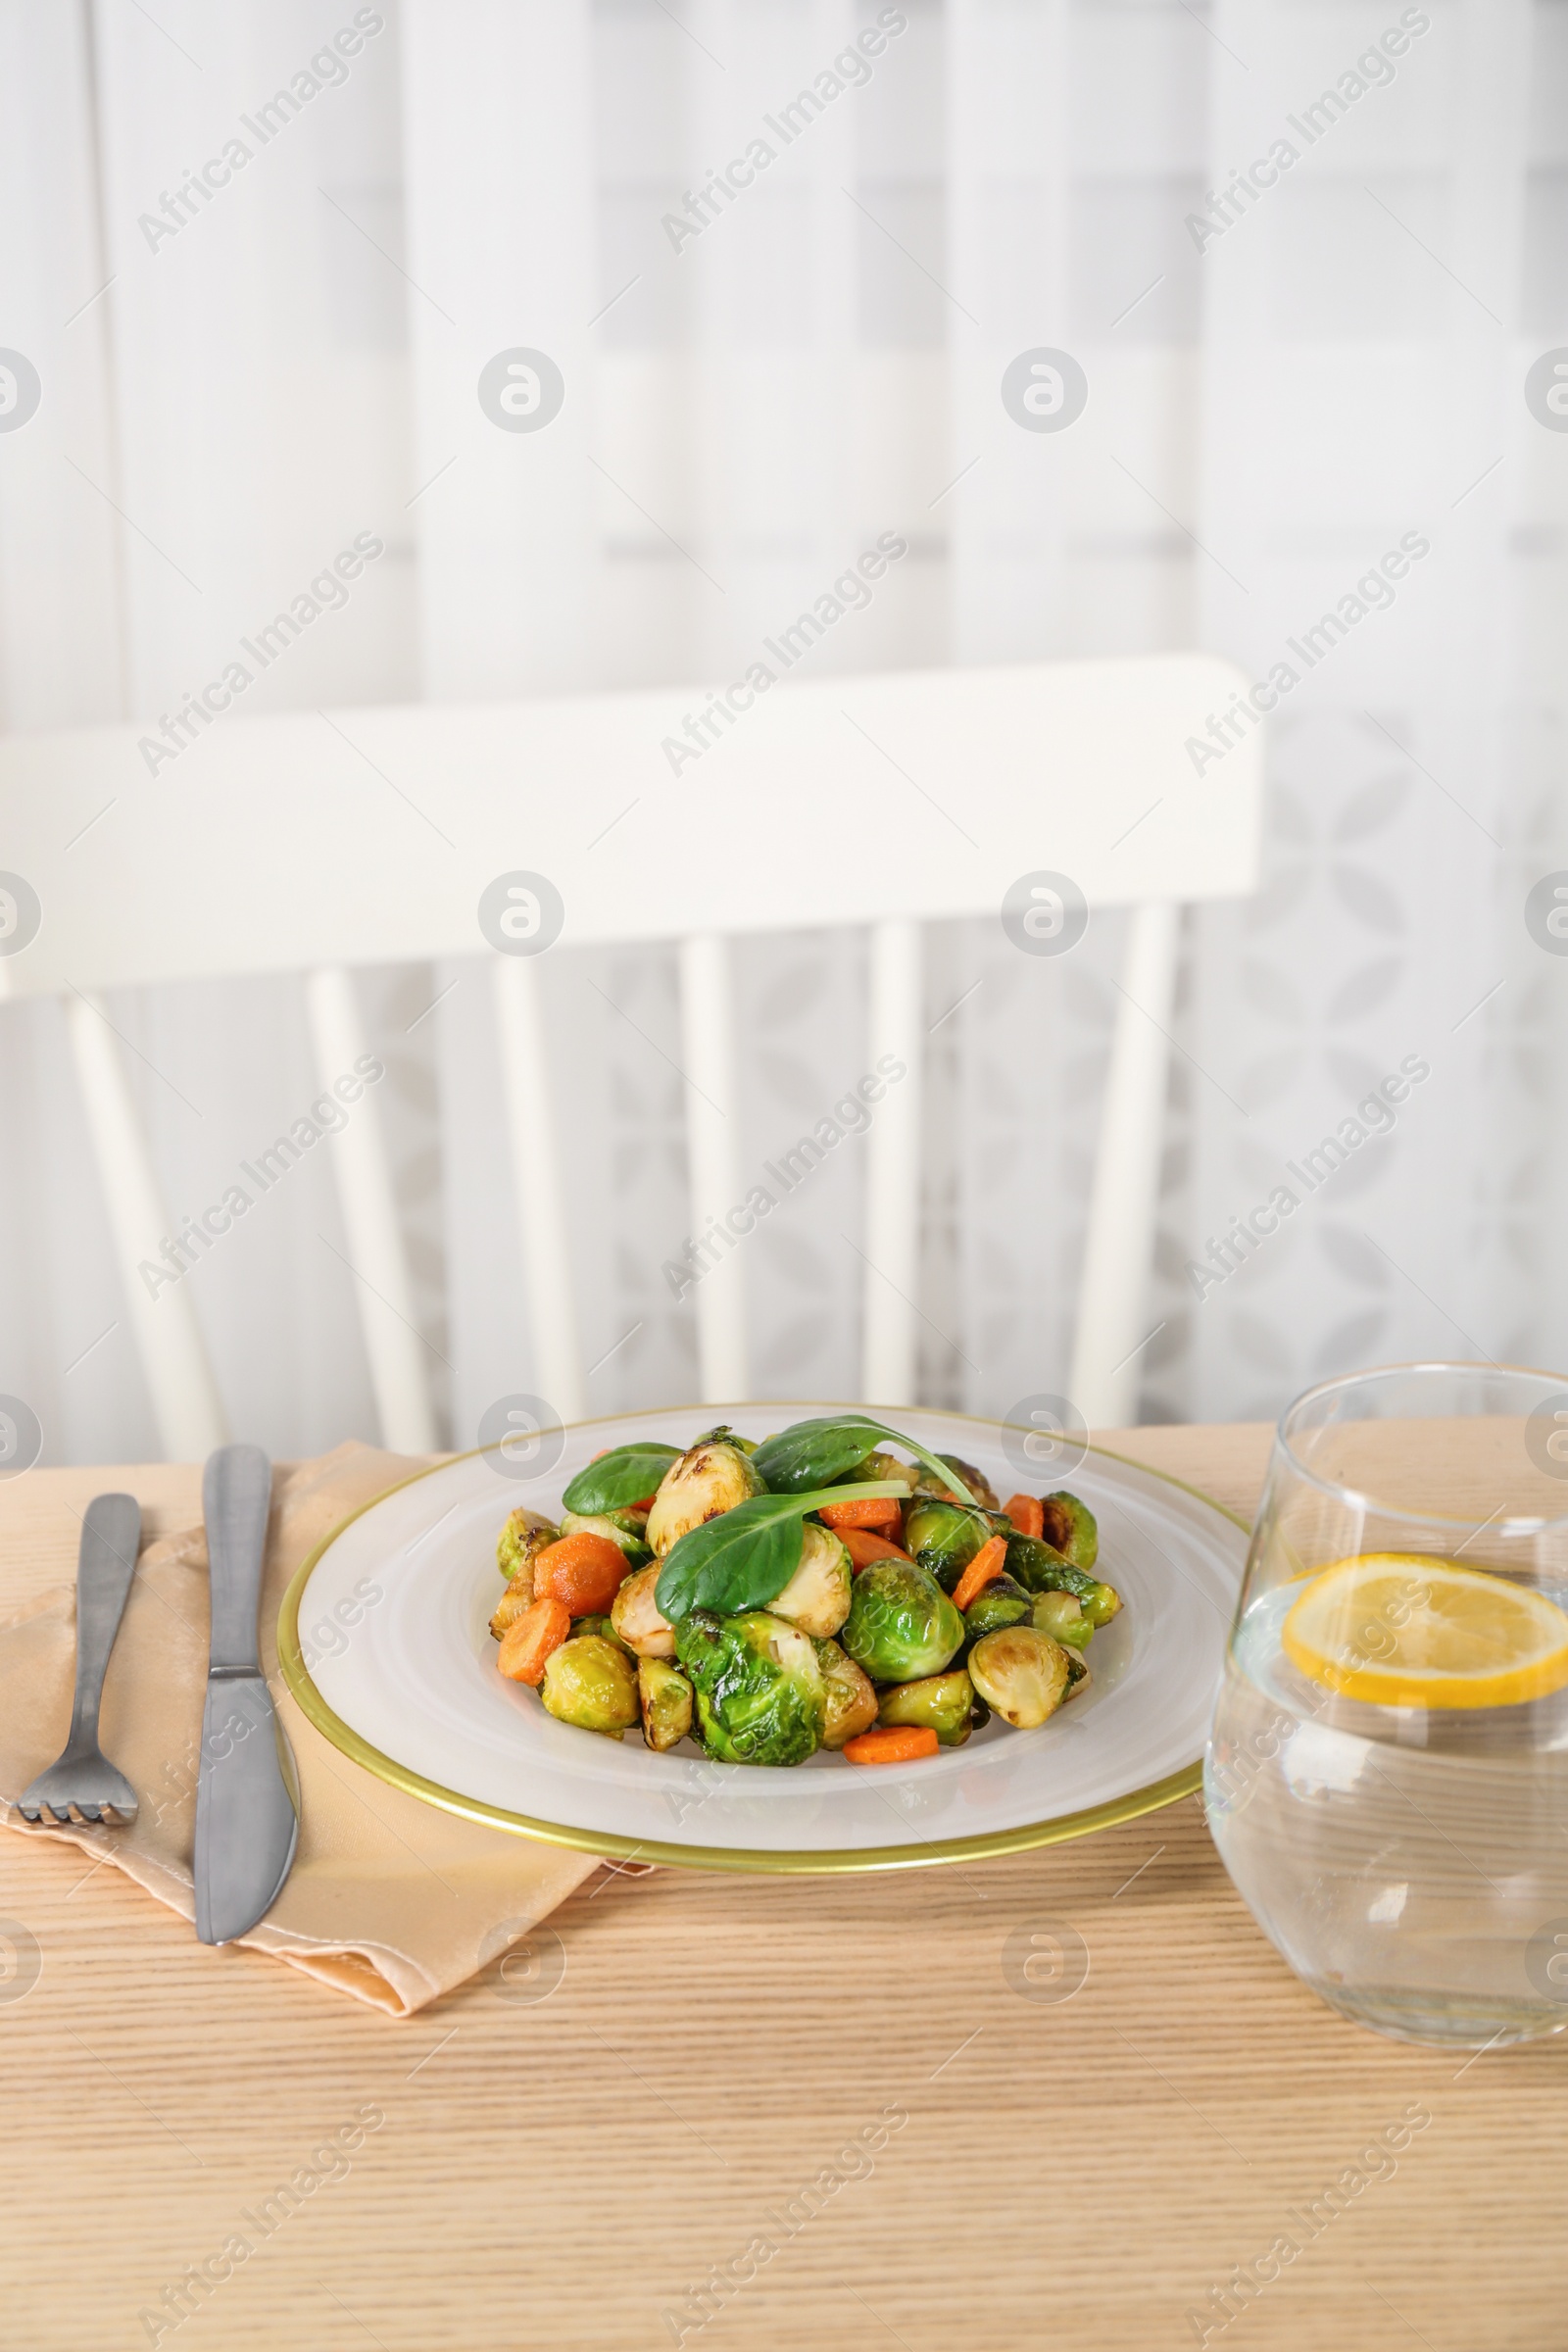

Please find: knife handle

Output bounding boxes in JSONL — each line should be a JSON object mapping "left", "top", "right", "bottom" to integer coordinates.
{"left": 68, "top": 1493, "right": 141, "bottom": 1751}
{"left": 202, "top": 1444, "right": 273, "bottom": 1672}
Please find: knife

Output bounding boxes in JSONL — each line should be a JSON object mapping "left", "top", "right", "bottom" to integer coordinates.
{"left": 193, "top": 1444, "right": 299, "bottom": 1945}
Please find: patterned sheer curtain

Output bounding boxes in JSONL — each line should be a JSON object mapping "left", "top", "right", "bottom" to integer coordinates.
{"left": 0, "top": 0, "right": 1561, "bottom": 1464}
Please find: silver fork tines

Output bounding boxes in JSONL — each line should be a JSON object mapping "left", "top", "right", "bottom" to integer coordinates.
{"left": 17, "top": 1494, "right": 142, "bottom": 1828}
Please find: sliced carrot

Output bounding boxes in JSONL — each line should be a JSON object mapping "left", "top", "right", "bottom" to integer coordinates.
{"left": 843, "top": 1725, "right": 940, "bottom": 1765}
{"left": 840, "top": 1528, "right": 914, "bottom": 1572}
{"left": 952, "top": 1534, "right": 1010, "bottom": 1614}
{"left": 1005, "top": 1493, "right": 1045, "bottom": 1541}
{"left": 533, "top": 1532, "right": 630, "bottom": 1616}
{"left": 818, "top": 1494, "right": 904, "bottom": 1534}
{"left": 497, "top": 1595, "right": 571, "bottom": 1686}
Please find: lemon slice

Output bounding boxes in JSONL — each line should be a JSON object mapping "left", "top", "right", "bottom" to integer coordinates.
{"left": 1282, "top": 1552, "right": 1568, "bottom": 1709}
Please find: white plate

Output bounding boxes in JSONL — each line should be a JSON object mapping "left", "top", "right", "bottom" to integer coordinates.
{"left": 278, "top": 1405, "right": 1248, "bottom": 1874}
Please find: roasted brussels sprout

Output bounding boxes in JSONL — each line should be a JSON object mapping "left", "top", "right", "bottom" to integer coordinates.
{"left": 496, "top": 1509, "right": 559, "bottom": 1592}
{"left": 559, "top": 1507, "right": 652, "bottom": 1566}
{"left": 692, "top": 1424, "right": 758, "bottom": 1455}
{"left": 912, "top": 1453, "right": 1000, "bottom": 1510}
{"left": 1040, "top": 1492, "right": 1099, "bottom": 1572}
{"left": 573, "top": 1612, "right": 633, "bottom": 1652}
{"left": 961, "top": 1571, "right": 1032, "bottom": 1645}
{"left": 539, "top": 1634, "right": 641, "bottom": 1739}
{"left": 610, "top": 1561, "right": 676, "bottom": 1660}
{"left": 841, "top": 1559, "right": 964, "bottom": 1683}
{"left": 1081, "top": 1579, "right": 1122, "bottom": 1628}
{"left": 903, "top": 1498, "right": 998, "bottom": 1592}
{"left": 849, "top": 1448, "right": 921, "bottom": 1494}
{"left": 489, "top": 1579, "right": 542, "bottom": 1642}
{"left": 968, "top": 1626, "right": 1070, "bottom": 1729}
{"left": 646, "top": 1435, "right": 766, "bottom": 1556}
{"left": 638, "top": 1658, "right": 693, "bottom": 1751}
{"left": 1004, "top": 1530, "right": 1098, "bottom": 1602}
{"left": 876, "top": 1668, "right": 976, "bottom": 1748}
{"left": 1031, "top": 1590, "right": 1095, "bottom": 1649}
{"left": 767, "top": 1520, "right": 852, "bottom": 1640}
{"left": 1061, "top": 1646, "right": 1092, "bottom": 1701}
{"left": 812, "top": 1638, "right": 879, "bottom": 1749}
{"left": 674, "top": 1609, "right": 826, "bottom": 1767}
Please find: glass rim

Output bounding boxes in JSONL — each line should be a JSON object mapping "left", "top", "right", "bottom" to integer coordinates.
{"left": 1274, "top": 1357, "right": 1568, "bottom": 1535}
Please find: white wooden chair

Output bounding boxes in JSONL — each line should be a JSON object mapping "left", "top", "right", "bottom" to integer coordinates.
{"left": 0, "top": 654, "right": 1262, "bottom": 1456}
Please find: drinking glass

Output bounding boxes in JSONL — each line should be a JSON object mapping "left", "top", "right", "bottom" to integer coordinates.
{"left": 1205, "top": 1362, "right": 1568, "bottom": 2045}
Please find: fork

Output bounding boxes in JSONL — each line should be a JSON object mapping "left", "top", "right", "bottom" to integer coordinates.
{"left": 17, "top": 1493, "right": 142, "bottom": 1826}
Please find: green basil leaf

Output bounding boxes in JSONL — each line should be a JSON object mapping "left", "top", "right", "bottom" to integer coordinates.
{"left": 655, "top": 1482, "right": 907, "bottom": 1620}
{"left": 562, "top": 1443, "right": 681, "bottom": 1514}
{"left": 751, "top": 1419, "right": 883, "bottom": 1494}
{"left": 657, "top": 1500, "right": 806, "bottom": 1622}
{"left": 751, "top": 1415, "right": 977, "bottom": 1507}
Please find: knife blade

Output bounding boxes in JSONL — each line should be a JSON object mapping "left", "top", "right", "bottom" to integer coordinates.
{"left": 194, "top": 1444, "right": 299, "bottom": 1945}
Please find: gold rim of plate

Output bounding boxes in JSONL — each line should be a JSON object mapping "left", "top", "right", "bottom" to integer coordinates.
{"left": 275, "top": 1407, "right": 1250, "bottom": 1876}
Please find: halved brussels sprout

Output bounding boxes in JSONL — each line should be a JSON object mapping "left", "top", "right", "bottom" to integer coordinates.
{"left": 645, "top": 1436, "right": 766, "bottom": 1556}
{"left": 674, "top": 1609, "right": 826, "bottom": 1767}
{"left": 610, "top": 1561, "right": 677, "bottom": 1660}
{"left": 559, "top": 1507, "right": 652, "bottom": 1566}
{"left": 812, "top": 1638, "right": 879, "bottom": 1749}
{"left": 1061, "top": 1645, "right": 1092, "bottom": 1701}
{"left": 849, "top": 1448, "right": 921, "bottom": 1494}
{"left": 968, "top": 1627, "right": 1070, "bottom": 1729}
{"left": 489, "top": 1579, "right": 541, "bottom": 1642}
{"left": 497, "top": 1509, "right": 559, "bottom": 1592}
{"left": 638, "top": 1658, "right": 693, "bottom": 1751}
{"left": 1040, "top": 1492, "right": 1099, "bottom": 1572}
{"left": 961, "top": 1571, "right": 1032, "bottom": 1645}
{"left": 912, "top": 1453, "right": 1001, "bottom": 1510}
{"left": 1004, "top": 1531, "right": 1098, "bottom": 1602}
{"left": 1081, "top": 1579, "right": 1122, "bottom": 1628}
{"left": 877, "top": 1668, "right": 976, "bottom": 1748}
{"left": 903, "top": 1498, "right": 998, "bottom": 1592}
{"left": 539, "top": 1634, "right": 641, "bottom": 1739}
{"left": 691, "top": 1423, "right": 758, "bottom": 1454}
{"left": 841, "top": 1560, "right": 964, "bottom": 1683}
{"left": 767, "top": 1521, "right": 852, "bottom": 1640}
{"left": 1030, "top": 1590, "right": 1095, "bottom": 1650}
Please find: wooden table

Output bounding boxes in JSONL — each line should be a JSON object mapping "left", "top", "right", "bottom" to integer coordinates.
{"left": 1, "top": 1427, "right": 1560, "bottom": 2351}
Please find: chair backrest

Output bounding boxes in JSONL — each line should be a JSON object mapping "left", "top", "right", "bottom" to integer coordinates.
{"left": 0, "top": 652, "right": 1263, "bottom": 1454}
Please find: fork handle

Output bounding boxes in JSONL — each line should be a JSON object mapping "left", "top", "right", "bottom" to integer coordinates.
{"left": 68, "top": 1494, "right": 142, "bottom": 1752}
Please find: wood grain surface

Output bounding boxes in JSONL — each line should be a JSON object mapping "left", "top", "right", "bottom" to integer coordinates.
{"left": 1, "top": 1427, "right": 1561, "bottom": 2352}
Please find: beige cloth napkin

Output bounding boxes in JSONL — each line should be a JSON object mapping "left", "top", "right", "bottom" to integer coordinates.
{"left": 0, "top": 1442, "right": 636, "bottom": 2016}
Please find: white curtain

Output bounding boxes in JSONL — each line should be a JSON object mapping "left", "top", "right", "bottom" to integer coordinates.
{"left": 0, "top": 0, "right": 1561, "bottom": 1463}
